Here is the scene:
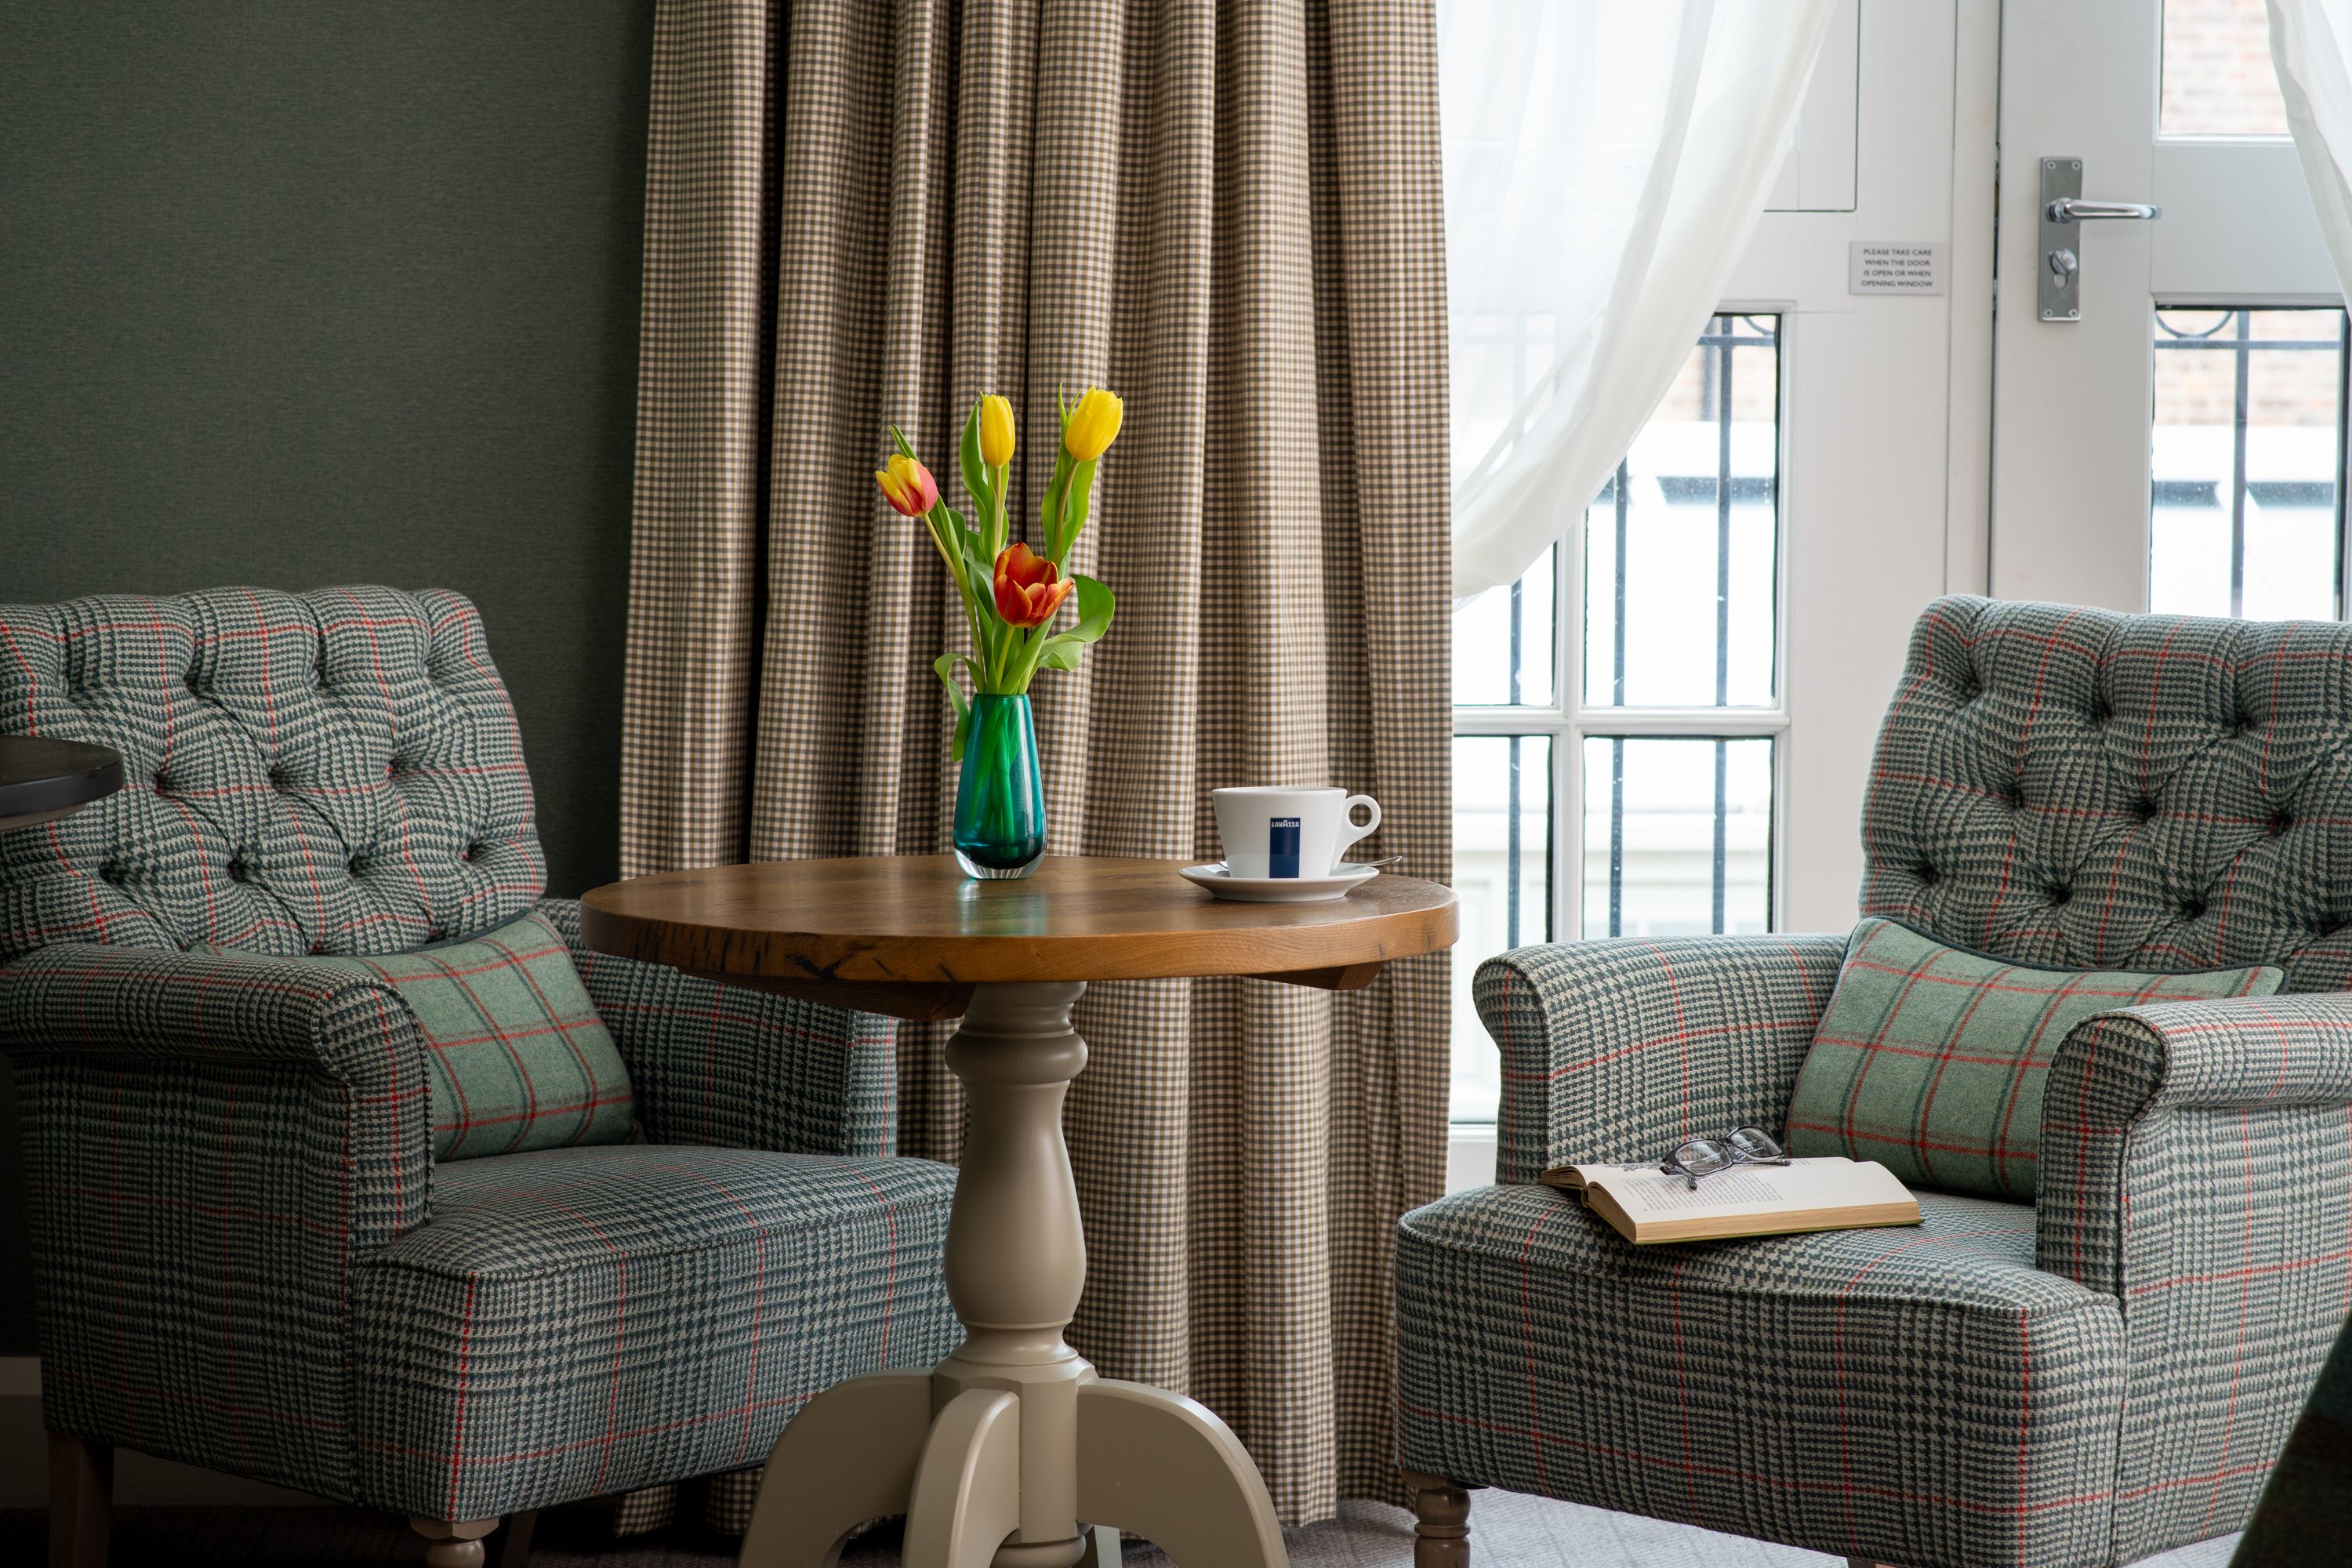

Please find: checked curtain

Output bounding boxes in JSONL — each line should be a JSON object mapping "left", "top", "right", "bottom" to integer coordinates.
{"left": 619, "top": 0, "right": 1452, "bottom": 1526}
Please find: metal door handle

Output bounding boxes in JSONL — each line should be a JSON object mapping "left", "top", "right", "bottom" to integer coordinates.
{"left": 2045, "top": 198, "right": 2161, "bottom": 223}
{"left": 2038, "top": 158, "right": 2158, "bottom": 321}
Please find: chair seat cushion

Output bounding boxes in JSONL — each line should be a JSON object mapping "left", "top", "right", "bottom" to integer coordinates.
{"left": 351, "top": 1143, "right": 960, "bottom": 1520}
{"left": 1397, "top": 1182, "right": 2125, "bottom": 1568}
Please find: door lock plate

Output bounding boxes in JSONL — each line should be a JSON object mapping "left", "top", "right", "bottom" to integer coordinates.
{"left": 2040, "top": 158, "right": 2084, "bottom": 321}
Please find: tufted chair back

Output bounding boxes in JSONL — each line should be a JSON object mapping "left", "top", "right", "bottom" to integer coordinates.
{"left": 1860, "top": 595, "right": 2352, "bottom": 991}
{"left": 0, "top": 587, "right": 544, "bottom": 962}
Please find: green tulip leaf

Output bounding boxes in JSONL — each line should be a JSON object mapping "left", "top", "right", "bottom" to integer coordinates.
{"left": 933, "top": 652, "right": 975, "bottom": 760}
{"left": 1036, "top": 639, "right": 1087, "bottom": 673}
{"left": 959, "top": 402, "right": 989, "bottom": 517}
{"left": 889, "top": 423, "right": 920, "bottom": 464}
{"left": 1054, "top": 459, "right": 1098, "bottom": 565}
{"left": 1062, "top": 575, "right": 1114, "bottom": 643}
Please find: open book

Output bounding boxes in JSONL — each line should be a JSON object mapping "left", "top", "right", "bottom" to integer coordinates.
{"left": 1541, "top": 1156, "right": 1921, "bottom": 1244}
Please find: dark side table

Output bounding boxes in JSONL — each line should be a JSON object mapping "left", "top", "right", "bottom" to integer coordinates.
{"left": 0, "top": 737, "right": 124, "bottom": 833}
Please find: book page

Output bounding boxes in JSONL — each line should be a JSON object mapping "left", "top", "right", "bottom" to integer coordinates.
{"left": 1581, "top": 1157, "right": 1911, "bottom": 1222}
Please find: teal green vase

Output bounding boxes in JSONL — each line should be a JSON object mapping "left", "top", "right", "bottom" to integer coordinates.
{"left": 954, "top": 693, "right": 1046, "bottom": 879}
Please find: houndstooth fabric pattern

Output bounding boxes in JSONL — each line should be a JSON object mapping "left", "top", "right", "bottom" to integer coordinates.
{"left": 1861, "top": 595, "right": 2352, "bottom": 989}
{"left": 351, "top": 1142, "right": 959, "bottom": 1520}
{"left": 539, "top": 897, "right": 897, "bottom": 1160}
{"left": 0, "top": 942, "right": 434, "bottom": 1500}
{"left": 1476, "top": 934, "right": 1848, "bottom": 1185}
{"left": 1396, "top": 1184, "right": 2125, "bottom": 1568}
{"left": 623, "top": 0, "right": 1452, "bottom": 1522}
{"left": 0, "top": 586, "right": 544, "bottom": 961}
{"left": 2036, "top": 996, "right": 2352, "bottom": 1561}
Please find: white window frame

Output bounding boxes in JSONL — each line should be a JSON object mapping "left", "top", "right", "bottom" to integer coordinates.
{"left": 1450, "top": 307, "right": 1796, "bottom": 950}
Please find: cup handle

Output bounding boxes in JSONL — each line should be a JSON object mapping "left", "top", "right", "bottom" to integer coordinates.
{"left": 1337, "top": 795, "right": 1381, "bottom": 862}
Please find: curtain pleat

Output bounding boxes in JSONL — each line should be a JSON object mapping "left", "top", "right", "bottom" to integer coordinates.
{"left": 621, "top": 0, "right": 1450, "bottom": 1524}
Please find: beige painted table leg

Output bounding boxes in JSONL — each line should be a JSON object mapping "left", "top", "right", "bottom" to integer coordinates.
{"left": 738, "top": 981, "right": 1287, "bottom": 1568}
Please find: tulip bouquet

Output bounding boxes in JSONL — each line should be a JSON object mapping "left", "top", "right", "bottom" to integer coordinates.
{"left": 876, "top": 387, "right": 1123, "bottom": 761}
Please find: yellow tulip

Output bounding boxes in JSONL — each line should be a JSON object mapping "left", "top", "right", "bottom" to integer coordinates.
{"left": 978, "top": 394, "right": 1016, "bottom": 466}
{"left": 1062, "top": 387, "right": 1123, "bottom": 462}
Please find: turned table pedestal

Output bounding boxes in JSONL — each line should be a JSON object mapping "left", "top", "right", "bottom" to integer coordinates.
{"left": 580, "top": 855, "right": 1457, "bottom": 1568}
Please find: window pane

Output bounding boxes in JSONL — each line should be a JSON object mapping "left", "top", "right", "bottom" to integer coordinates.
{"left": 2151, "top": 307, "right": 2345, "bottom": 620}
{"left": 1451, "top": 544, "right": 1555, "bottom": 706}
{"left": 1450, "top": 733, "right": 1552, "bottom": 1122}
{"left": 1581, "top": 736, "right": 1772, "bottom": 938}
{"left": 2162, "top": 0, "right": 2290, "bottom": 137}
{"left": 1584, "top": 315, "right": 1779, "bottom": 709}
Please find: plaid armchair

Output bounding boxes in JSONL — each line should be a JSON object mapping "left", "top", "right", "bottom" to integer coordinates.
{"left": 0, "top": 588, "right": 957, "bottom": 1566}
{"left": 1397, "top": 597, "right": 2352, "bottom": 1568}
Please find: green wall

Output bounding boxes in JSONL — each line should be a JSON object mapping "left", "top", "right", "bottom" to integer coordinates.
{"left": 0, "top": 2, "right": 657, "bottom": 1353}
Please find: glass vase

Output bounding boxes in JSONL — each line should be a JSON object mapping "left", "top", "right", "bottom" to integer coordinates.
{"left": 953, "top": 692, "right": 1047, "bottom": 879}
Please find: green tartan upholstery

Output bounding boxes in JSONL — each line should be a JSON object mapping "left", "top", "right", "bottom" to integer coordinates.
{"left": 0, "top": 587, "right": 953, "bottom": 1526}
{"left": 1406, "top": 597, "right": 2352, "bottom": 1568}
{"left": 1784, "top": 916, "right": 2281, "bottom": 1200}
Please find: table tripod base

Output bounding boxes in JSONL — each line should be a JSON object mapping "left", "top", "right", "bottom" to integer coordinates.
{"left": 735, "top": 1370, "right": 1283, "bottom": 1568}
{"left": 736, "top": 982, "right": 1288, "bottom": 1568}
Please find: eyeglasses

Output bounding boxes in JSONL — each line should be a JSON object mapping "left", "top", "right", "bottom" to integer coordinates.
{"left": 1661, "top": 1127, "right": 1790, "bottom": 1190}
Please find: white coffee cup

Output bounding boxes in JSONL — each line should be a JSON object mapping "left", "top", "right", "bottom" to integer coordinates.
{"left": 1212, "top": 786, "right": 1381, "bottom": 879}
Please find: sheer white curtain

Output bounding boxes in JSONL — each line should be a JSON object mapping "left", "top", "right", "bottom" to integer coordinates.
{"left": 2270, "top": 0, "right": 2352, "bottom": 297}
{"left": 1442, "top": 0, "right": 1838, "bottom": 604}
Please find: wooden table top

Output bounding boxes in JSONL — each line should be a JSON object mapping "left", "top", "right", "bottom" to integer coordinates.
{"left": 579, "top": 855, "right": 1458, "bottom": 1020}
{"left": 0, "top": 736, "right": 124, "bottom": 833}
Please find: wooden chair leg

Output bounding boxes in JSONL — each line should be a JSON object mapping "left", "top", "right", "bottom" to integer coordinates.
{"left": 495, "top": 1510, "right": 536, "bottom": 1568}
{"left": 1401, "top": 1471, "right": 1472, "bottom": 1568}
{"left": 411, "top": 1516, "right": 503, "bottom": 1568}
{"left": 47, "top": 1432, "right": 113, "bottom": 1568}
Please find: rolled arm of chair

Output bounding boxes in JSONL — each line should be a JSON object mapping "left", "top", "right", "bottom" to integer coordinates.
{"left": 539, "top": 897, "right": 898, "bottom": 1157}
{"left": 0, "top": 939, "right": 426, "bottom": 1077}
{"left": 0, "top": 942, "right": 433, "bottom": 1495}
{"left": 2035, "top": 993, "right": 2352, "bottom": 1556}
{"left": 1476, "top": 932, "right": 1848, "bottom": 1183}
{"left": 2038, "top": 993, "right": 2352, "bottom": 1294}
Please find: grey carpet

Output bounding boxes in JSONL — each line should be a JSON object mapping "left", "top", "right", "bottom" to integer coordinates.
{"left": 0, "top": 1496, "right": 2241, "bottom": 1566}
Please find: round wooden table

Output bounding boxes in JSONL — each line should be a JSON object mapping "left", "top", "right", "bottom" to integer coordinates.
{"left": 0, "top": 736, "right": 123, "bottom": 833}
{"left": 581, "top": 855, "right": 1457, "bottom": 1568}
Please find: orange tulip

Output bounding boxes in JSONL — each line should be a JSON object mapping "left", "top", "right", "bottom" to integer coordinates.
{"left": 875, "top": 453, "right": 940, "bottom": 517}
{"left": 993, "top": 543, "right": 1076, "bottom": 628}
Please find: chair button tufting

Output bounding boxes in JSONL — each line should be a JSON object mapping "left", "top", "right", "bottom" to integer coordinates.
{"left": 2050, "top": 886, "right": 2071, "bottom": 906}
{"left": 1918, "top": 863, "right": 1940, "bottom": 886}
{"left": 2271, "top": 812, "right": 2293, "bottom": 836}
{"left": 154, "top": 772, "right": 169, "bottom": 793}
{"left": 2134, "top": 800, "right": 2158, "bottom": 822}
{"left": 309, "top": 940, "right": 329, "bottom": 956}
{"left": 268, "top": 766, "right": 289, "bottom": 789}
{"left": 97, "top": 863, "right": 122, "bottom": 884}
{"left": 348, "top": 855, "right": 367, "bottom": 876}
{"left": 2181, "top": 898, "right": 2205, "bottom": 920}
{"left": 226, "top": 859, "right": 249, "bottom": 883}
{"left": 2093, "top": 703, "right": 2113, "bottom": 728}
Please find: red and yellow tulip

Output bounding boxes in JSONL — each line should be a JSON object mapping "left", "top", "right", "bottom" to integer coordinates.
{"left": 874, "top": 453, "right": 939, "bottom": 517}
{"left": 992, "top": 543, "right": 1076, "bottom": 628}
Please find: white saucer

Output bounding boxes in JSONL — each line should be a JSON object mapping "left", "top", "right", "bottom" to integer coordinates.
{"left": 1178, "top": 862, "right": 1380, "bottom": 903}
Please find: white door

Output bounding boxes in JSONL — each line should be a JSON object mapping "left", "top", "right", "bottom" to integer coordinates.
{"left": 1443, "top": 0, "right": 2001, "bottom": 1156}
{"left": 1991, "top": 0, "right": 2346, "bottom": 614}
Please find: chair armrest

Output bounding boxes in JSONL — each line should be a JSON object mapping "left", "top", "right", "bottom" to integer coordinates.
{"left": 2035, "top": 993, "right": 2352, "bottom": 1552}
{"left": 0, "top": 941, "right": 432, "bottom": 1495}
{"left": 2038, "top": 993, "right": 2352, "bottom": 1293}
{"left": 538, "top": 897, "right": 897, "bottom": 1157}
{"left": 1476, "top": 933, "right": 1847, "bottom": 1183}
